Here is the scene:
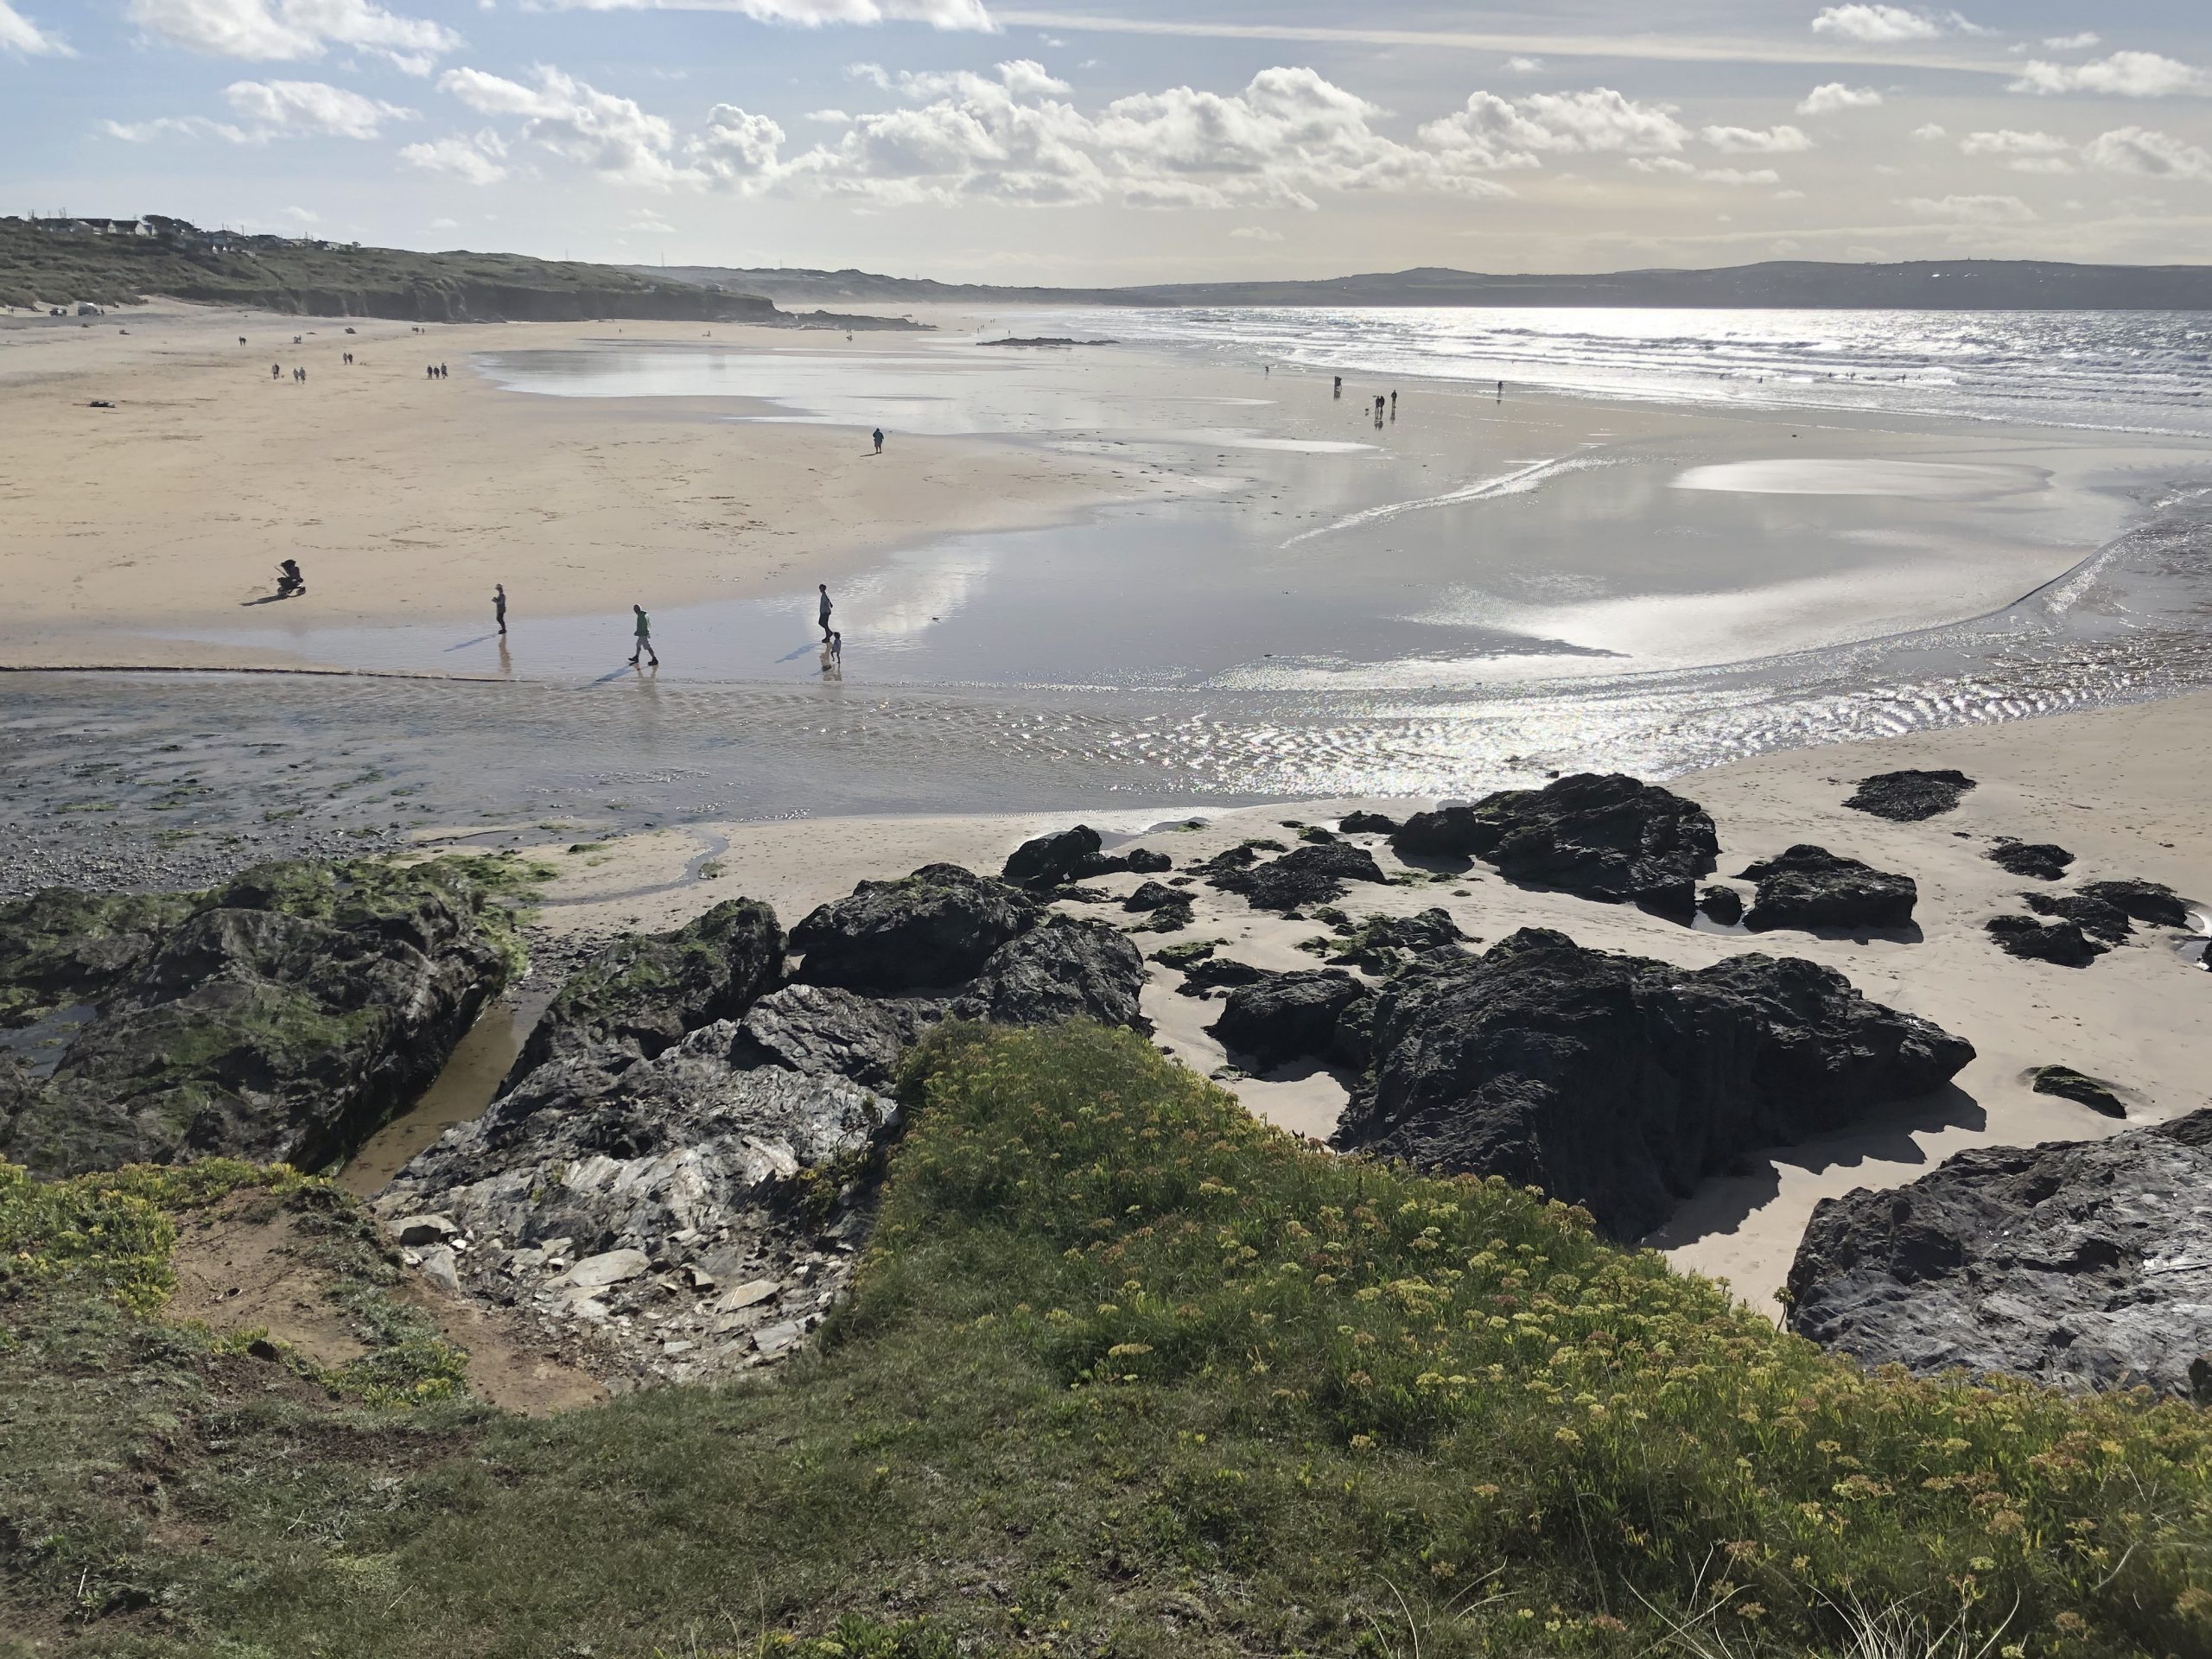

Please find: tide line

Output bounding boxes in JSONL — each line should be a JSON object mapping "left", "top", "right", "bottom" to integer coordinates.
{"left": 1280, "top": 449, "right": 1593, "bottom": 548}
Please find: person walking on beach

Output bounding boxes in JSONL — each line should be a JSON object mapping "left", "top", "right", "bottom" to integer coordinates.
{"left": 271, "top": 363, "right": 281, "bottom": 379}
{"left": 1390, "top": 390, "right": 1397, "bottom": 421}
{"left": 817, "top": 583, "right": 834, "bottom": 642}
{"left": 628, "top": 604, "right": 658, "bottom": 667}
{"left": 1333, "top": 375, "right": 1342, "bottom": 399}
{"left": 872, "top": 427, "right": 884, "bottom": 454}
{"left": 494, "top": 583, "right": 507, "bottom": 636}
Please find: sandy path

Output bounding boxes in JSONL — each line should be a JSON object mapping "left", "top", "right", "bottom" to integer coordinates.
{"left": 471, "top": 690, "right": 2211, "bottom": 1314}
{"left": 0, "top": 303, "right": 1154, "bottom": 669}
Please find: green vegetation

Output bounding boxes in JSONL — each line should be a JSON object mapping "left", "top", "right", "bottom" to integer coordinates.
{"left": 0, "top": 890, "right": 195, "bottom": 1025}
{"left": 0, "top": 216, "right": 772, "bottom": 321}
{"left": 3, "top": 1022, "right": 2209, "bottom": 1655}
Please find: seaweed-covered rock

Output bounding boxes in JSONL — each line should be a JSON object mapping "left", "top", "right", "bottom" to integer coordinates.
{"left": 1332, "top": 927, "right": 1973, "bottom": 1239}
{"left": 1207, "top": 970, "right": 1370, "bottom": 1072}
{"left": 1338, "top": 810, "right": 1400, "bottom": 836}
{"left": 1322, "top": 908, "right": 1465, "bottom": 971}
{"left": 379, "top": 1024, "right": 898, "bottom": 1386}
{"left": 1392, "top": 774, "right": 1718, "bottom": 913}
{"left": 1002, "top": 825, "right": 1103, "bottom": 891}
{"left": 1988, "top": 841, "right": 2074, "bottom": 881}
{"left": 1986, "top": 915, "right": 2106, "bottom": 968}
{"left": 954, "top": 919, "right": 1148, "bottom": 1032}
{"left": 2077, "top": 879, "right": 2191, "bottom": 929}
{"left": 2030, "top": 1065, "right": 2126, "bottom": 1118}
{"left": 792, "top": 864, "right": 1038, "bottom": 992}
{"left": 1697, "top": 886, "right": 1745, "bottom": 926}
{"left": 1205, "top": 842, "right": 1388, "bottom": 914}
{"left": 1, "top": 861, "right": 517, "bottom": 1176}
{"left": 0, "top": 889, "right": 194, "bottom": 1027}
{"left": 1738, "top": 846, "right": 1917, "bottom": 932}
{"left": 732, "top": 984, "right": 938, "bottom": 1090}
{"left": 510, "top": 899, "right": 785, "bottom": 1083}
{"left": 1844, "top": 769, "right": 1976, "bottom": 822}
{"left": 1786, "top": 1109, "right": 2212, "bottom": 1397}
{"left": 2022, "top": 891, "right": 2133, "bottom": 944}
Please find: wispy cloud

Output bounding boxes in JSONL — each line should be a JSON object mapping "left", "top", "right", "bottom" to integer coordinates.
{"left": 0, "top": 0, "right": 71, "bottom": 55}
{"left": 2010, "top": 50, "right": 2206, "bottom": 98}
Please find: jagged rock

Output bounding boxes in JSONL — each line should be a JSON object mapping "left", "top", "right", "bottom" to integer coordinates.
{"left": 1124, "top": 848, "right": 1173, "bottom": 874}
{"left": 1149, "top": 940, "right": 1215, "bottom": 969}
{"left": 394, "top": 1213, "right": 461, "bottom": 1247}
{"left": 1207, "top": 970, "right": 1370, "bottom": 1071}
{"left": 0, "top": 889, "right": 194, "bottom": 1026}
{"left": 1002, "top": 825, "right": 1103, "bottom": 890}
{"left": 1338, "top": 810, "right": 1400, "bottom": 836}
{"left": 1322, "top": 908, "right": 1465, "bottom": 971}
{"left": 733, "top": 983, "right": 938, "bottom": 1090}
{"left": 2077, "top": 879, "right": 2191, "bottom": 929}
{"left": 381, "top": 1022, "right": 898, "bottom": 1386}
{"left": 510, "top": 899, "right": 784, "bottom": 1084}
{"left": 2023, "top": 891, "right": 2133, "bottom": 943}
{"left": 954, "top": 919, "right": 1148, "bottom": 1032}
{"left": 1786, "top": 1109, "right": 2212, "bottom": 1397}
{"left": 1986, "top": 915, "right": 2106, "bottom": 968}
{"left": 1844, "top": 769, "right": 1976, "bottom": 822}
{"left": 2030, "top": 1065, "right": 2126, "bottom": 1117}
{"left": 1173, "top": 957, "right": 1268, "bottom": 998}
{"left": 1205, "top": 842, "right": 1388, "bottom": 914}
{"left": 1738, "top": 846, "right": 1917, "bottom": 932}
{"left": 792, "top": 864, "right": 1038, "bottom": 992}
{"left": 1698, "top": 885, "right": 1745, "bottom": 926}
{"left": 1392, "top": 774, "right": 1718, "bottom": 913}
{"left": 1, "top": 861, "right": 513, "bottom": 1176}
{"left": 1297, "top": 825, "right": 1338, "bottom": 844}
{"left": 1123, "top": 880, "right": 1187, "bottom": 912}
{"left": 1332, "top": 927, "right": 1974, "bottom": 1239}
{"left": 1988, "top": 841, "right": 2074, "bottom": 880}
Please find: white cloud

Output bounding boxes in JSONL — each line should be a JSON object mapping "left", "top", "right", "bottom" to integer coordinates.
{"left": 2010, "top": 51, "right": 2205, "bottom": 98}
{"left": 539, "top": 0, "right": 991, "bottom": 26}
{"left": 2043, "top": 33, "right": 2100, "bottom": 51}
{"left": 696, "top": 102, "right": 786, "bottom": 181}
{"left": 1421, "top": 87, "right": 1689, "bottom": 169}
{"left": 440, "top": 64, "right": 692, "bottom": 186}
{"left": 1701, "top": 124, "right": 1812, "bottom": 154}
{"left": 1960, "top": 128, "right": 2076, "bottom": 173}
{"left": 1505, "top": 55, "right": 1541, "bottom": 74}
{"left": 1911, "top": 122, "right": 1948, "bottom": 140}
{"left": 1627, "top": 156, "right": 1779, "bottom": 185}
{"left": 399, "top": 128, "right": 509, "bottom": 183}
{"left": 0, "top": 0, "right": 70, "bottom": 55}
{"left": 105, "top": 115, "right": 251, "bottom": 142}
{"left": 1809, "top": 6, "right": 1978, "bottom": 45}
{"left": 224, "top": 78, "right": 416, "bottom": 138}
{"left": 428, "top": 216, "right": 459, "bottom": 229}
{"left": 285, "top": 205, "right": 319, "bottom": 221}
{"left": 1230, "top": 225, "right": 1283, "bottom": 241}
{"left": 1798, "top": 82, "right": 1884, "bottom": 115}
{"left": 125, "top": 0, "right": 460, "bottom": 73}
{"left": 1899, "top": 192, "right": 2037, "bottom": 222}
{"left": 2080, "top": 126, "right": 2212, "bottom": 180}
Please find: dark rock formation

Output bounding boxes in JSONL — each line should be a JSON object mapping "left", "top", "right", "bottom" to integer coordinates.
{"left": 1124, "top": 848, "right": 1173, "bottom": 874}
{"left": 1321, "top": 908, "right": 1466, "bottom": 971}
{"left": 1001, "top": 825, "right": 1103, "bottom": 891}
{"left": 1, "top": 861, "right": 515, "bottom": 1176}
{"left": 2030, "top": 1065, "right": 2126, "bottom": 1118}
{"left": 1738, "top": 846, "right": 1917, "bottom": 932}
{"left": 1205, "top": 842, "right": 1389, "bottom": 914}
{"left": 1207, "top": 970, "right": 1370, "bottom": 1071}
{"left": 733, "top": 984, "right": 936, "bottom": 1090}
{"left": 1786, "top": 1109, "right": 2212, "bottom": 1398}
{"left": 509, "top": 899, "right": 784, "bottom": 1084}
{"left": 2022, "top": 891, "right": 2133, "bottom": 943}
{"left": 1338, "top": 811, "right": 1400, "bottom": 835}
{"left": 954, "top": 919, "right": 1148, "bottom": 1032}
{"left": 2077, "top": 879, "right": 2191, "bottom": 930}
{"left": 1122, "top": 880, "right": 1187, "bottom": 912}
{"left": 792, "top": 864, "right": 1038, "bottom": 992}
{"left": 1391, "top": 774, "right": 1718, "bottom": 912}
{"left": 0, "top": 889, "right": 194, "bottom": 1025}
{"left": 1988, "top": 841, "right": 2074, "bottom": 880}
{"left": 1698, "top": 886, "right": 1745, "bottom": 926}
{"left": 379, "top": 1023, "right": 899, "bottom": 1386}
{"left": 1332, "top": 927, "right": 1974, "bottom": 1239}
{"left": 1844, "top": 769, "right": 1976, "bottom": 822}
{"left": 1986, "top": 915, "right": 2106, "bottom": 968}
{"left": 1174, "top": 957, "right": 1268, "bottom": 998}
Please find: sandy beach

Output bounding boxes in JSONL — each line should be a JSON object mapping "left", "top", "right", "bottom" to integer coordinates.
{"left": 433, "top": 688, "right": 2210, "bottom": 1314}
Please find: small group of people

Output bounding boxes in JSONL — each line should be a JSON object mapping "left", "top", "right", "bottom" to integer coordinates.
{"left": 615, "top": 582, "right": 842, "bottom": 673}
{"left": 425, "top": 363, "right": 448, "bottom": 379}
{"left": 271, "top": 362, "right": 308, "bottom": 382}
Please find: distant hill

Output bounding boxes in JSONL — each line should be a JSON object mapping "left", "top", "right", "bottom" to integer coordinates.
{"left": 0, "top": 217, "right": 918, "bottom": 327}
{"left": 644, "top": 258, "right": 2212, "bottom": 312}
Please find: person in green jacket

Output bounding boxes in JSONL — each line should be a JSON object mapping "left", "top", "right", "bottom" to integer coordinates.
{"left": 628, "top": 604, "right": 658, "bottom": 667}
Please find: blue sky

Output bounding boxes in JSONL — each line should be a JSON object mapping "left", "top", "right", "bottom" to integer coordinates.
{"left": 7, "top": 3, "right": 2211, "bottom": 278}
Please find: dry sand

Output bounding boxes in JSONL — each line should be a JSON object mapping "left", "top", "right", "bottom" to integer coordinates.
{"left": 460, "top": 690, "right": 2211, "bottom": 1316}
{"left": 0, "top": 302, "right": 1159, "bottom": 670}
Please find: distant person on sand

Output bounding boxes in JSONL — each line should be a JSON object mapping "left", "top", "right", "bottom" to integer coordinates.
{"left": 1390, "top": 390, "right": 1397, "bottom": 420}
{"left": 830, "top": 629, "right": 842, "bottom": 664}
{"left": 271, "top": 363, "right": 281, "bottom": 379}
{"left": 439, "top": 364, "right": 448, "bottom": 379}
{"left": 276, "top": 558, "right": 305, "bottom": 599}
{"left": 872, "top": 428, "right": 884, "bottom": 454}
{"left": 1333, "top": 375, "right": 1342, "bottom": 398}
{"left": 818, "top": 583, "right": 834, "bottom": 641}
{"left": 494, "top": 583, "right": 507, "bottom": 636}
{"left": 628, "top": 605, "right": 658, "bottom": 667}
